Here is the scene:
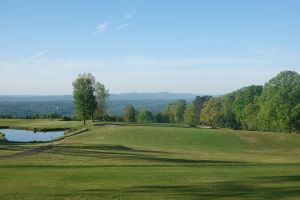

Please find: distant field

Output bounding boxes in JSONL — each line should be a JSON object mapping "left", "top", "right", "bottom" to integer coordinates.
{"left": 0, "top": 119, "right": 300, "bottom": 199}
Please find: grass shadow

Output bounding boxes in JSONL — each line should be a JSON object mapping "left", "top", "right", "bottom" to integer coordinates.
{"left": 82, "top": 176, "right": 300, "bottom": 199}
{"left": 46, "top": 144, "right": 248, "bottom": 166}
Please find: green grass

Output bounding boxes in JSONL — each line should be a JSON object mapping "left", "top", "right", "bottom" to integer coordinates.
{"left": 0, "top": 119, "right": 83, "bottom": 130}
{"left": 0, "top": 119, "right": 300, "bottom": 199}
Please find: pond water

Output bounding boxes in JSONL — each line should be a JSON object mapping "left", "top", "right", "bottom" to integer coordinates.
{"left": 0, "top": 129, "right": 65, "bottom": 142}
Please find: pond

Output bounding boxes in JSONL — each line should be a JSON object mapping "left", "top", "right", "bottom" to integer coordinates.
{"left": 0, "top": 129, "right": 65, "bottom": 142}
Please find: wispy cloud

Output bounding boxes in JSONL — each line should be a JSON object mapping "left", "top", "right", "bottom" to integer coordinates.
{"left": 21, "top": 50, "right": 47, "bottom": 64}
{"left": 94, "top": 11, "right": 136, "bottom": 34}
{"left": 125, "top": 10, "right": 137, "bottom": 19}
{"left": 94, "top": 22, "right": 110, "bottom": 34}
{"left": 115, "top": 23, "right": 131, "bottom": 32}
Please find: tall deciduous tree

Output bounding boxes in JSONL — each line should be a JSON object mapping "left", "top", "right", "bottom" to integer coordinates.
{"left": 94, "top": 82, "right": 110, "bottom": 120}
{"left": 221, "top": 94, "right": 238, "bottom": 129}
{"left": 232, "top": 85, "right": 263, "bottom": 129}
{"left": 73, "top": 73, "right": 97, "bottom": 125}
{"left": 242, "top": 103, "right": 260, "bottom": 130}
{"left": 165, "top": 100, "right": 187, "bottom": 123}
{"left": 193, "top": 96, "right": 212, "bottom": 126}
{"left": 183, "top": 104, "right": 195, "bottom": 126}
{"left": 200, "top": 98, "right": 224, "bottom": 127}
{"left": 257, "top": 71, "right": 300, "bottom": 132}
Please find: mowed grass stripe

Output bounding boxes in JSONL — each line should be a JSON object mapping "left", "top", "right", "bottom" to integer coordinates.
{"left": 1, "top": 165, "right": 300, "bottom": 200}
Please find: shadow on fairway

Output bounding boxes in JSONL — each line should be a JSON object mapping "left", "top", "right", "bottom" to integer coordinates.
{"left": 0, "top": 141, "right": 42, "bottom": 152}
{"left": 47, "top": 144, "right": 248, "bottom": 166}
{"left": 94, "top": 123, "right": 192, "bottom": 129}
{"left": 80, "top": 176, "right": 300, "bottom": 199}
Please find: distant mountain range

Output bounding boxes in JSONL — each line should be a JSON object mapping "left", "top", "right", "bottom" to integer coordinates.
{"left": 110, "top": 92, "right": 200, "bottom": 100}
{"left": 0, "top": 93, "right": 203, "bottom": 117}
{"left": 0, "top": 92, "right": 201, "bottom": 102}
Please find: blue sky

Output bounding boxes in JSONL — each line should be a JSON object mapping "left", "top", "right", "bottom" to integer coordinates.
{"left": 1, "top": 0, "right": 300, "bottom": 95}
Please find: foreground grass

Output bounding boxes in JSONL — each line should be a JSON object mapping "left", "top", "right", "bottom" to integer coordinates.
{"left": 0, "top": 119, "right": 300, "bottom": 199}
{"left": 1, "top": 165, "right": 300, "bottom": 200}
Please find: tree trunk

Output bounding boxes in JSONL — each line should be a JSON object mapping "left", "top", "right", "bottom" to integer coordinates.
{"left": 83, "top": 119, "right": 86, "bottom": 125}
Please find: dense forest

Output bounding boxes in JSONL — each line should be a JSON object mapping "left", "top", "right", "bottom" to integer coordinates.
{"left": 154, "top": 71, "right": 300, "bottom": 133}
{"left": 199, "top": 71, "right": 300, "bottom": 132}
{"left": 111, "top": 71, "right": 300, "bottom": 133}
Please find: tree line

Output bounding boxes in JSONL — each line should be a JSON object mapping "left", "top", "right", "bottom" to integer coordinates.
{"left": 120, "top": 71, "right": 300, "bottom": 133}
{"left": 198, "top": 71, "right": 300, "bottom": 133}
{"left": 73, "top": 71, "right": 300, "bottom": 133}
{"left": 149, "top": 71, "right": 299, "bottom": 133}
{"left": 121, "top": 96, "right": 211, "bottom": 125}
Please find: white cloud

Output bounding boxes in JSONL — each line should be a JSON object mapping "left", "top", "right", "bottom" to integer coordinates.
{"left": 94, "top": 22, "right": 110, "bottom": 34}
{"left": 125, "top": 10, "right": 137, "bottom": 19}
{"left": 21, "top": 50, "right": 47, "bottom": 64}
{"left": 115, "top": 23, "right": 131, "bottom": 31}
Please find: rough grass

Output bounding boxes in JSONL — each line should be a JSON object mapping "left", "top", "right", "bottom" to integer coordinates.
{"left": 0, "top": 119, "right": 300, "bottom": 199}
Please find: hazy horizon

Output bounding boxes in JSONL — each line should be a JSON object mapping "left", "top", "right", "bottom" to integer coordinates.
{"left": 0, "top": 92, "right": 209, "bottom": 97}
{"left": 1, "top": 0, "right": 300, "bottom": 95}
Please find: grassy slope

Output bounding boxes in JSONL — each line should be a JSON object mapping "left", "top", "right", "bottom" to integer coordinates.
{"left": 0, "top": 119, "right": 300, "bottom": 199}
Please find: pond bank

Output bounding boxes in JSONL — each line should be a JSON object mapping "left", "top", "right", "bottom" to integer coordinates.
{"left": 0, "top": 126, "right": 70, "bottom": 132}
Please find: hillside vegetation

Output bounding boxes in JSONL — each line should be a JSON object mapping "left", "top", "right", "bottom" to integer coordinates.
{"left": 152, "top": 71, "right": 300, "bottom": 133}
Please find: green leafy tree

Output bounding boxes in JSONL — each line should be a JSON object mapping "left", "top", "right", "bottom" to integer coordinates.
{"left": 94, "top": 82, "right": 110, "bottom": 120}
{"left": 160, "top": 71, "right": 300, "bottom": 133}
{"left": 165, "top": 103, "right": 176, "bottom": 123}
{"left": 221, "top": 94, "right": 239, "bottom": 129}
{"left": 242, "top": 103, "right": 260, "bottom": 130}
{"left": 123, "top": 105, "right": 136, "bottom": 122}
{"left": 257, "top": 71, "right": 300, "bottom": 132}
{"left": 175, "top": 100, "right": 187, "bottom": 123}
{"left": 165, "top": 100, "right": 187, "bottom": 123}
{"left": 73, "top": 73, "right": 97, "bottom": 124}
{"left": 136, "top": 110, "right": 153, "bottom": 123}
{"left": 200, "top": 98, "right": 224, "bottom": 127}
{"left": 232, "top": 85, "right": 263, "bottom": 129}
{"left": 183, "top": 104, "right": 195, "bottom": 126}
{"left": 193, "top": 96, "right": 212, "bottom": 126}
{"left": 154, "top": 112, "right": 169, "bottom": 123}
